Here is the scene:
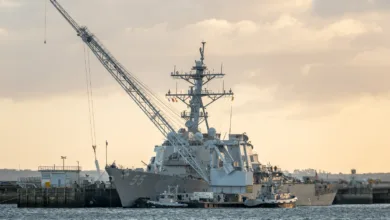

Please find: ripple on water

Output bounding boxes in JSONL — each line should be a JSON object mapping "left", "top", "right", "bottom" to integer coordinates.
{"left": 1, "top": 204, "right": 390, "bottom": 220}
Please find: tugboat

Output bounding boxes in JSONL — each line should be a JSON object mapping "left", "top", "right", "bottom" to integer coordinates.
{"left": 245, "top": 174, "right": 298, "bottom": 208}
{"left": 146, "top": 185, "right": 188, "bottom": 208}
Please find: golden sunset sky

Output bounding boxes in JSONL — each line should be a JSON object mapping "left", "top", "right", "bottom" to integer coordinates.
{"left": 1, "top": 0, "right": 390, "bottom": 173}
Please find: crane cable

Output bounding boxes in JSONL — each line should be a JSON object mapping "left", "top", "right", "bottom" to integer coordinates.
{"left": 90, "top": 36, "right": 184, "bottom": 129}
{"left": 124, "top": 71, "right": 183, "bottom": 125}
{"left": 87, "top": 47, "right": 97, "bottom": 144}
{"left": 121, "top": 69, "right": 184, "bottom": 130}
{"left": 126, "top": 72, "right": 185, "bottom": 128}
{"left": 44, "top": 0, "right": 47, "bottom": 44}
{"left": 83, "top": 44, "right": 97, "bottom": 146}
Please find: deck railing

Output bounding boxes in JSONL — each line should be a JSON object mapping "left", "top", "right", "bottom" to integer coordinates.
{"left": 38, "top": 166, "right": 81, "bottom": 171}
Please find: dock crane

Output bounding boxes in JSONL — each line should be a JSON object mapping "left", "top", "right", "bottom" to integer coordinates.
{"left": 49, "top": 0, "right": 209, "bottom": 183}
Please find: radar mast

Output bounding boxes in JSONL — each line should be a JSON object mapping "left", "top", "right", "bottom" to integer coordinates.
{"left": 166, "top": 42, "right": 233, "bottom": 133}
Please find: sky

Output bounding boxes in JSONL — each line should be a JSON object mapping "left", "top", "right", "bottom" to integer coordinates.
{"left": 1, "top": 0, "right": 390, "bottom": 173}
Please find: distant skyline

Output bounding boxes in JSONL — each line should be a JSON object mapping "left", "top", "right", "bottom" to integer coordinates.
{"left": 1, "top": 0, "right": 390, "bottom": 173}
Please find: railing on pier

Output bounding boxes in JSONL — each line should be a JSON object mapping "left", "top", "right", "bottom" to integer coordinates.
{"left": 18, "top": 177, "right": 41, "bottom": 183}
{"left": 38, "top": 166, "right": 81, "bottom": 172}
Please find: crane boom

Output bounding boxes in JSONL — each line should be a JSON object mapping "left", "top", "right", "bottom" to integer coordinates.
{"left": 49, "top": 0, "right": 209, "bottom": 182}
{"left": 50, "top": 0, "right": 174, "bottom": 137}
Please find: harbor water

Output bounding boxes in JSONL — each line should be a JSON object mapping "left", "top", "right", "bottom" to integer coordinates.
{"left": 1, "top": 204, "right": 389, "bottom": 220}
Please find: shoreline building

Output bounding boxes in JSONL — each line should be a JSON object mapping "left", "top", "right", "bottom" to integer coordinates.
{"left": 39, "top": 166, "right": 81, "bottom": 188}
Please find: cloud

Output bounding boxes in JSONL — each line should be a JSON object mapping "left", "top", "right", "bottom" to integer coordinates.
{"left": 124, "top": 16, "right": 381, "bottom": 57}
{"left": 0, "top": 0, "right": 21, "bottom": 8}
{"left": 0, "top": 0, "right": 389, "bottom": 120}
{"left": 349, "top": 48, "right": 390, "bottom": 66}
{"left": 0, "top": 28, "right": 7, "bottom": 36}
{"left": 301, "top": 63, "right": 322, "bottom": 76}
{"left": 286, "top": 103, "right": 344, "bottom": 120}
{"left": 312, "top": 0, "right": 390, "bottom": 17}
{"left": 222, "top": 45, "right": 390, "bottom": 113}
{"left": 322, "top": 19, "right": 382, "bottom": 38}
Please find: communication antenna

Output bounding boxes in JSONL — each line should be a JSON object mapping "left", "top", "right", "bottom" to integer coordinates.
{"left": 200, "top": 41, "right": 206, "bottom": 63}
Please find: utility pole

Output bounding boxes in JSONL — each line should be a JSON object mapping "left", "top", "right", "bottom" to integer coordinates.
{"left": 76, "top": 160, "right": 80, "bottom": 184}
{"left": 61, "top": 156, "right": 66, "bottom": 170}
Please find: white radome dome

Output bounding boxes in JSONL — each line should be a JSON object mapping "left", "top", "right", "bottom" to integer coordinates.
{"left": 195, "top": 132, "right": 203, "bottom": 141}
{"left": 208, "top": 127, "right": 216, "bottom": 138}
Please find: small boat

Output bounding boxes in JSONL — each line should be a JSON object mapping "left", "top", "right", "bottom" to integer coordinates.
{"left": 146, "top": 185, "right": 188, "bottom": 208}
{"left": 244, "top": 191, "right": 298, "bottom": 208}
{"left": 245, "top": 172, "right": 298, "bottom": 208}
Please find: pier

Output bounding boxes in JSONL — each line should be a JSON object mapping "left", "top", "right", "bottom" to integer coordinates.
{"left": 0, "top": 181, "right": 19, "bottom": 204}
{"left": 372, "top": 182, "right": 390, "bottom": 203}
{"left": 333, "top": 182, "right": 390, "bottom": 204}
{"left": 17, "top": 186, "right": 121, "bottom": 208}
{"left": 15, "top": 164, "right": 122, "bottom": 208}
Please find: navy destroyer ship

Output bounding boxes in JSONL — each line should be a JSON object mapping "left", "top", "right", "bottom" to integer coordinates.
{"left": 106, "top": 42, "right": 252, "bottom": 207}
{"left": 49, "top": 0, "right": 336, "bottom": 208}
{"left": 105, "top": 44, "right": 336, "bottom": 207}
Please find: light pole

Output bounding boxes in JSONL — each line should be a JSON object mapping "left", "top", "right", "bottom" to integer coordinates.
{"left": 61, "top": 156, "right": 66, "bottom": 170}
{"left": 76, "top": 160, "right": 80, "bottom": 185}
{"left": 106, "top": 140, "right": 108, "bottom": 167}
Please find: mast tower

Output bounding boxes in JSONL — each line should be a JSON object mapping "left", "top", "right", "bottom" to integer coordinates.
{"left": 166, "top": 42, "right": 233, "bottom": 133}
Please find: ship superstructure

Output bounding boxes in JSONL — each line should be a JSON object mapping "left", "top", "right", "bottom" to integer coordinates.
{"left": 146, "top": 42, "right": 254, "bottom": 193}
{"left": 107, "top": 43, "right": 256, "bottom": 205}
{"left": 148, "top": 41, "right": 234, "bottom": 177}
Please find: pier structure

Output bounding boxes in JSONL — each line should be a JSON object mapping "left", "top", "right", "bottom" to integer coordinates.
{"left": 0, "top": 181, "right": 19, "bottom": 204}
{"left": 17, "top": 186, "right": 121, "bottom": 208}
{"left": 15, "top": 163, "right": 121, "bottom": 208}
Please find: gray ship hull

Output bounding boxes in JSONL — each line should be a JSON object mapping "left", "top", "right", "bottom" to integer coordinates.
{"left": 108, "top": 167, "right": 336, "bottom": 207}
{"left": 106, "top": 167, "right": 209, "bottom": 208}
{"left": 281, "top": 184, "right": 337, "bottom": 206}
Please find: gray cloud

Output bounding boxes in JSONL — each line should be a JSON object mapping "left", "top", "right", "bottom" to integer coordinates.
{"left": 239, "top": 49, "right": 390, "bottom": 104}
{"left": 312, "top": 0, "right": 390, "bottom": 17}
{"left": 0, "top": 0, "right": 21, "bottom": 8}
